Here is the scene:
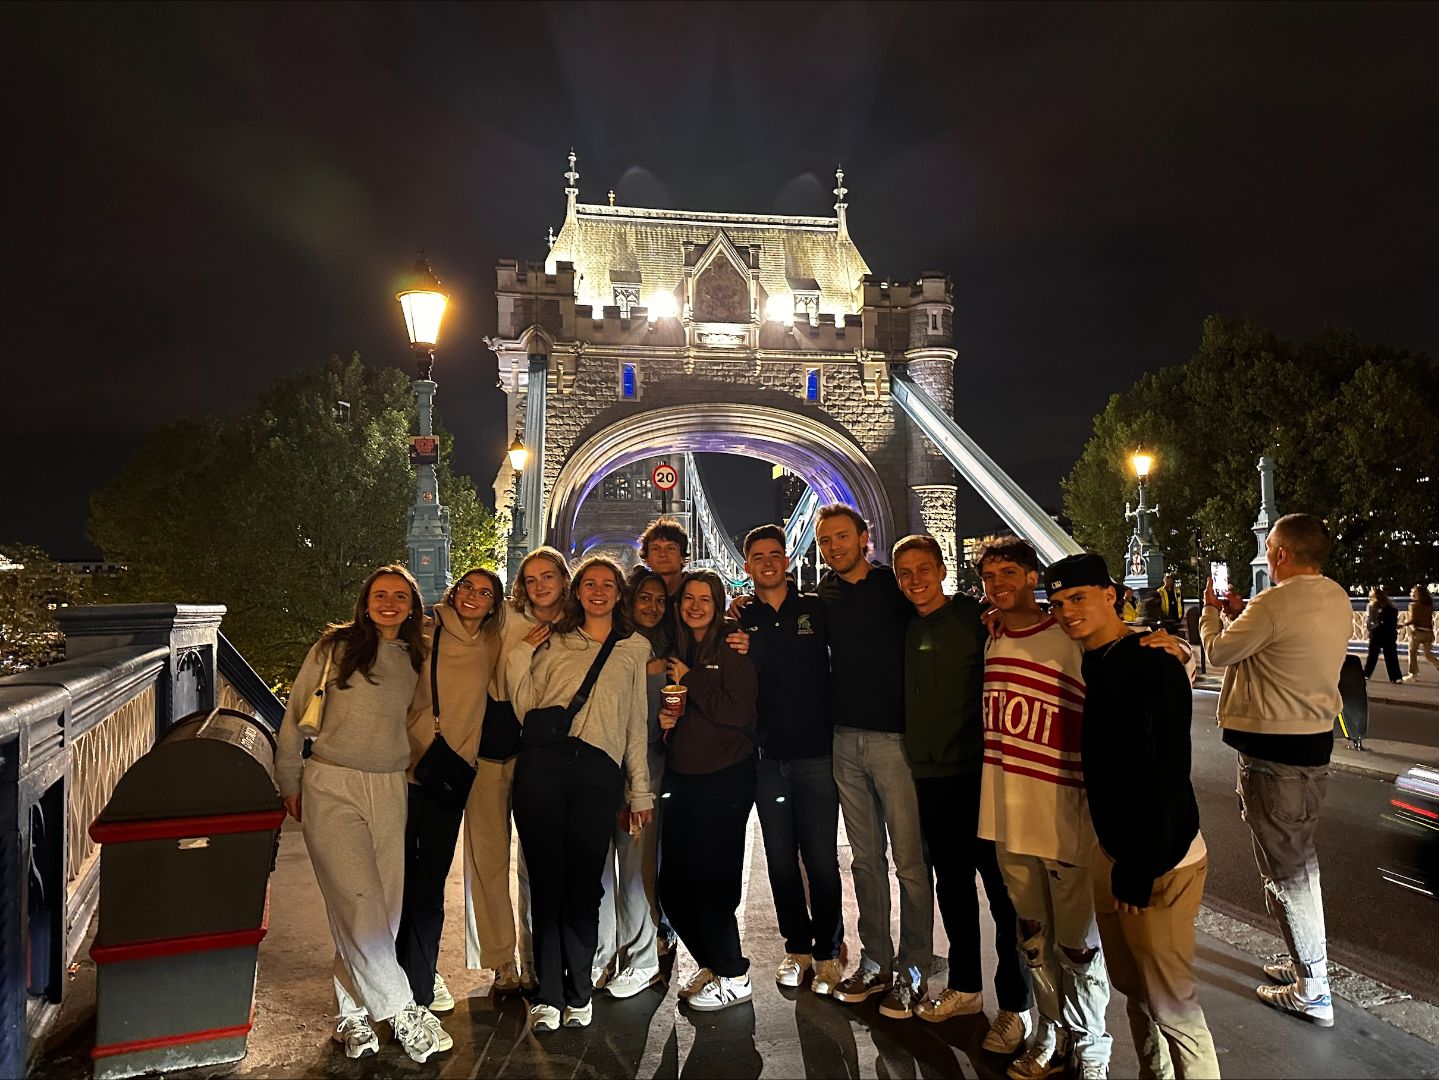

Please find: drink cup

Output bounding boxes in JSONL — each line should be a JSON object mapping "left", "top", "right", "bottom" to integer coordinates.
{"left": 661, "top": 684, "right": 687, "bottom": 716}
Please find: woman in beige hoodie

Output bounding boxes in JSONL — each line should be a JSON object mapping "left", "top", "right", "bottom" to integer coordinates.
{"left": 396, "top": 567, "right": 503, "bottom": 1016}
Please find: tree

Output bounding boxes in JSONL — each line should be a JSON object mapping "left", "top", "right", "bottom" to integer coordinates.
{"left": 89, "top": 353, "right": 498, "bottom": 688}
{"left": 1062, "top": 317, "right": 1439, "bottom": 593}
{"left": 0, "top": 544, "right": 92, "bottom": 675}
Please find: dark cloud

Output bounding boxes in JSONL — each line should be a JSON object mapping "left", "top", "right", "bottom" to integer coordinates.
{"left": 4, "top": 2, "right": 1437, "bottom": 555}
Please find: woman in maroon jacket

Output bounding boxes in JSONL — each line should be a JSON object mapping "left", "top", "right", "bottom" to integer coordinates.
{"left": 658, "top": 568, "right": 759, "bottom": 1012}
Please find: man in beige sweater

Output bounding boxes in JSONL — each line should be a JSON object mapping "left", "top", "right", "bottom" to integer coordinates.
{"left": 1199, "top": 513, "right": 1352, "bottom": 1028}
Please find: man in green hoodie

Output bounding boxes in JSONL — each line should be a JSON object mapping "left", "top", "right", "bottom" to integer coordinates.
{"left": 892, "top": 535, "right": 1030, "bottom": 1036}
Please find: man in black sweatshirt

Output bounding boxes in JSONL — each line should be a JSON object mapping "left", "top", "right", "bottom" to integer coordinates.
{"left": 738, "top": 525, "right": 844, "bottom": 997}
{"left": 814, "top": 505, "right": 935, "bottom": 1021}
{"left": 1045, "top": 553, "right": 1219, "bottom": 1080}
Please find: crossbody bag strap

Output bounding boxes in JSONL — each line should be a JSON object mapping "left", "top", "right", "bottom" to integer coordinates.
{"left": 564, "top": 631, "right": 621, "bottom": 723}
{"left": 430, "top": 621, "right": 442, "bottom": 733}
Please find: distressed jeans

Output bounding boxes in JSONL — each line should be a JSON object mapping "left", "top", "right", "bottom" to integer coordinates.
{"left": 832, "top": 728, "right": 932, "bottom": 980}
{"left": 999, "top": 848, "right": 1112, "bottom": 1067}
{"left": 1236, "top": 752, "right": 1329, "bottom": 979}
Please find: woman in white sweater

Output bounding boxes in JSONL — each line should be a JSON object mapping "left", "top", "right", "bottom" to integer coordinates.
{"left": 507, "top": 555, "right": 655, "bottom": 1032}
{"left": 275, "top": 564, "right": 451, "bottom": 1064}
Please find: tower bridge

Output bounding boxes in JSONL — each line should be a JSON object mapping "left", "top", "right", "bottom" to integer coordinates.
{"left": 488, "top": 154, "right": 1079, "bottom": 584}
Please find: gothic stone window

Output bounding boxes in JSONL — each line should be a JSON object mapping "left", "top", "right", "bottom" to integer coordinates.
{"left": 928, "top": 309, "right": 941, "bottom": 333}
{"left": 603, "top": 471, "right": 631, "bottom": 501}
{"left": 794, "top": 292, "right": 820, "bottom": 321}
{"left": 613, "top": 285, "right": 641, "bottom": 317}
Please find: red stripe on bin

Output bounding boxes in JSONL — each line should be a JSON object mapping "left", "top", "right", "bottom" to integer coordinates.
{"left": 89, "top": 809, "right": 285, "bottom": 844}
{"left": 92, "top": 1010, "right": 254, "bottom": 1060}
{"left": 91, "top": 924, "right": 267, "bottom": 965}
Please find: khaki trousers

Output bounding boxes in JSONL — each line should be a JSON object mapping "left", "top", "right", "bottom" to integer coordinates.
{"left": 1409, "top": 629, "right": 1439, "bottom": 677}
{"left": 301, "top": 760, "right": 412, "bottom": 1023}
{"left": 463, "top": 757, "right": 533, "bottom": 969}
{"left": 1092, "top": 848, "right": 1220, "bottom": 1080}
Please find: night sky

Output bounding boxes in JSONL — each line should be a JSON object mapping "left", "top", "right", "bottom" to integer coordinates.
{"left": 6, "top": 3, "right": 1438, "bottom": 558}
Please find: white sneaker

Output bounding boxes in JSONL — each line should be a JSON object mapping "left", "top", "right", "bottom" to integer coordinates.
{"left": 811, "top": 958, "right": 845, "bottom": 996}
{"left": 1256, "top": 982, "right": 1335, "bottom": 1027}
{"left": 1263, "top": 954, "right": 1298, "bottom": 985}
{"left": 982, "top": 1009, "right": 1034, "bottom": 1053}
{"left": 529, "top": 1002, "right": 561, "bottom": 1032}
{"left": 776, "top": 953, "right": 813, "bottom": 987}
{"left": 431, "top": 972, "right": 455, "bottom": 1013}
{"left": 606, "top": 965, "right": 662, "bottom": 998}
{"left": 418, "top": 1005, "right": 453, "bottom": 1052}
{"left": 391, "top": 1003, "right": 447, "bottom": 1063}
{"left": 687, "top": 973, "right": 753, "bottom": 1012}
{"left": 563, "top": 1001, "right": 593, "bottom": 1027}
{"left": 332, "top": 1015, "right": 377, "bottom": 1059}
{"left": 677, "top": 966, "right": 716, "bottom": 1000}
{"left": 916, "top": 987, "right": 983, "bottom": 1022}
{"left": 1078, "top": 1064, "right": 1109, "bottom": 1079}
{"left": 591, "top": 965, "right": 610, "bottom": 991}
{"left": 492, "top": 960, "right": 522, "bottom": 995}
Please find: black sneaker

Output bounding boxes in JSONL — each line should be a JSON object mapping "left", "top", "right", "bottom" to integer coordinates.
{"left": 832, "top": 968, "right": 893, "bottom": 1004}
{"left": 878, "top": 979, "right": 919, "bottom": 1019}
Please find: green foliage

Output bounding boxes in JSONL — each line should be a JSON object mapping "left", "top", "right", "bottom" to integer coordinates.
{"left": 0, "top": 544, "right": 92, "bottom": 675}
{"left": 89, "top": 353, "right": 497, "bottom": 689}
{"left": 1062, "top": 317, "right": 1439, "bottom": 592}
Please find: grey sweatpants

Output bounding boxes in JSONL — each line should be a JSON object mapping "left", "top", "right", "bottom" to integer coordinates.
{"left": 595, "top": 751, "right": 664, "bottom": 975}
{"left": 302, "top": 760, "right": 411, "bottom": 1023}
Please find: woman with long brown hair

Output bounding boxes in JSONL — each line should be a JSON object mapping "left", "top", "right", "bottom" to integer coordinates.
{"left": 396, "top": 566, "right": 504, "bottom": 1016}
{"left": 1363, "top": 586, "right": 1402, "bottom": 683}
{"left": 506, "top": 555, "right": 654, "bottom": 1032}
{"left": 658, "top": 568, "right": 759, "bottom": 1013}
{"left": 275, "top": 564, "right": 451, "bottom": 1064}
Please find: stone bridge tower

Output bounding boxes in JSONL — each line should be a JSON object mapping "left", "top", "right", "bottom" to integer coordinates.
{"left": 488, "top": 154, "right": 959, "bottom": 575}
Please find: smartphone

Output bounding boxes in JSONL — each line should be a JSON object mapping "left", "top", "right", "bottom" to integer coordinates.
{"left": 1210, "top": 561, "right": 1230, "bottom": 597}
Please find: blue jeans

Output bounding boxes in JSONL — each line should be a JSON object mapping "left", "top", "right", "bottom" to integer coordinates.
{"left": 756, "top": 755, "right": 844, "bottom": 961}
{"left": 832, "top": 728, "right": 932, "bottom": 980}
{"left": 1236, "top": 753, "right": 1329, "bottom": 979}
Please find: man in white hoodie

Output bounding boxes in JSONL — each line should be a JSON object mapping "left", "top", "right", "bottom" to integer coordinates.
{"left": 1199, "top": 513, "right": 1352, "bottom": 1028}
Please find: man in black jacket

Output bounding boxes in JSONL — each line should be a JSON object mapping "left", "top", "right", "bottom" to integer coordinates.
{"left": 738, "top": 525, "right": 844, "bottom": 996}
{"left": 1045, "top": 553, "right": 1219, "bottom": 1080}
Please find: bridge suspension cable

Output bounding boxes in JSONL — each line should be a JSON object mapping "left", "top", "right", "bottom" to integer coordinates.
{"left": 682, "top": 453, "right": 749, "bottom": 587}
{"left": 890, "top": 368, "right": 1082, "bottom": 566}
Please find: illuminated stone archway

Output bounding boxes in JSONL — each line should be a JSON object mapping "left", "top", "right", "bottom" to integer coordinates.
{"left": 547, "top": 403, "right": 895, "bottom": 558}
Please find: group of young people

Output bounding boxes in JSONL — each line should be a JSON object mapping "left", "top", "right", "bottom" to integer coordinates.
{"left": 274, "top": 502, "right": 1354, "bottom": 1079}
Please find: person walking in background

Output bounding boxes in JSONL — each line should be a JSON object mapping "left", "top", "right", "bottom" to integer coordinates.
{"left": 738, "top": 525, "right": 845, "bottom": 996}
{"left": 974, "top": 536, "right": 1112, "bottom": 1079}
{"left": 397, "top": 567, "right": 503, "bottom": 1019}
{"left": 1403, "top": 585, "right": 1439, "bottom": 681}
{"left": 814, "top": 506, "right": 935, "bottom": 1021}
{"left": 1200, "top": 513, "right": 1353, "bottom": 1027}
{"left": 276, "top": 565, "right": 452, "bottom": 1063}
{"left": 471, "top": 546, "right": 572, "bottom": 996}
{"left": 659, "top": 569, "right": 760, "bottom": 1012}
{"left": 1363, "top": 587, "right": 1402, "bottom": 683}
{"left": 508, "top": 556, "right": 654, "bottom": 1032}
{"left": 1047, "top": 553, "right": 1219, "bottom": 1079}
{"left": 593, "top": 566, "right": 672, "bottom": 999}
{"left": 892, "top": 534, "right": 1031, "bottom": 1042}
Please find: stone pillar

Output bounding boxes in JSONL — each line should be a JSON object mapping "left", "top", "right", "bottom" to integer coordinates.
{"left": 524, "top": 346, "right": 549, "bottom": 548}
{"left": 1250, "top": 454, "right": 1278, "bottom": 595}
{"left": 912, "top": 484, "right": 960, "bottom": 594}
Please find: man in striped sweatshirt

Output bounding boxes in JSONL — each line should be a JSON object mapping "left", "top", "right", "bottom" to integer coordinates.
{"left": 976, "top": 536, "right": 1112, "bottom": 1080}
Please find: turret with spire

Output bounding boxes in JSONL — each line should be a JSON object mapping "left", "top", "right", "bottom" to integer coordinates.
{"left": 833, "top": 165, "right": 850, "bottom": 241}
{"left": 564, "top": 149, "right": 579, "bottom": 227}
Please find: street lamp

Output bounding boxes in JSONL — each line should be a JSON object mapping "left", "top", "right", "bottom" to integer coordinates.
{"left": 396, "top": 251, "right": 452, "bottom": 606}
{"left": 506, "top": 435, "right": 529, "bottom": 587}
{"left": 1123, "top": 448, "right": 1165, "bottom": 591}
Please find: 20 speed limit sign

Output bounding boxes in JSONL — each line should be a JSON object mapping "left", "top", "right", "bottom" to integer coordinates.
{"left": 652, "top": 463, "right": 678, "bottom": 491}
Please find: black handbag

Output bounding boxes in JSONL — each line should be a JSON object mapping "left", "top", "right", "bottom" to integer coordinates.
{"left": 522, "top": 631, "right": 620, "bottom": 748}
{"left": 477, "top": 695, "right": 521, "bottom": 763}
{"left": 413, "top": 623, "right": 477, "bottom": 813}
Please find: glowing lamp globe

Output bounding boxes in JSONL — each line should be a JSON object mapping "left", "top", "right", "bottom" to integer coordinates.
{"left": 764, "top": 294, "right": 792, "bottom": 323}
{"left": 507, "top": 435, "right": 529, "bottom": 473}
{"left": 1131, "top": 451, "right": 1154, "bottom": 479}
{"left": 396, "top": 254, "right": 449, "bottom": 350}
{"left": 650, "top": 292, "right": 678, "bottom": 320}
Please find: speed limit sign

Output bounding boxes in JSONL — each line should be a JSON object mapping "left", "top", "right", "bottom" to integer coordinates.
{"left": 652, "top": 463, "right": 678, "bottom": 491}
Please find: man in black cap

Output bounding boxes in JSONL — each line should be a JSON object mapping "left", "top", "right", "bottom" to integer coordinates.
{"left": 1044, "top": 552, "right": 1218, "bottom": 1080}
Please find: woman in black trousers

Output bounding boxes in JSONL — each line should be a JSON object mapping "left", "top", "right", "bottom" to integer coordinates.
{"left": 507, "top": 556, "right": 655, "bottom": 1032}
{"left": 1364, "top": 587, "right": 1402, "bottom": 683}
{"left": 658, "top": 569, "right": 759, "bottom": 1012}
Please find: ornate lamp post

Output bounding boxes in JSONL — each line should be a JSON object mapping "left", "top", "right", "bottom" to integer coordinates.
{"left": 505, "top": 435, "right": 530, "bottom": 587}
{"left": 396, "top": 252, "right": 451, "bottom": 606}
{"left": 1123, "top": 450, "right": 1166, "bottom": 591}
